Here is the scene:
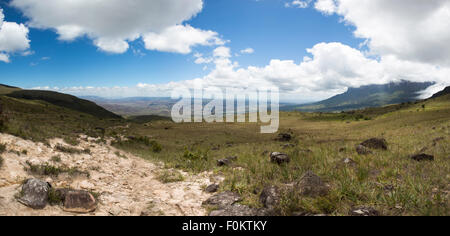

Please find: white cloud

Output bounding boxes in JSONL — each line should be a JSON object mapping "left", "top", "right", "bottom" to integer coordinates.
{"left": 10, "top": 0, "right": 221, "bottom": 54}
{"left": 213, "top": 46, "right": 231, "bottom": 58}
{"left": 314, "top": 0, "right": 450, "bottom": 66}
{"left": 48, "top": 42, "right": 450, "bottom": 101}
{"left": 314, "top": 0, "right": 337, "bottom": 14}
{"left": 194, "top": 53, "right": 213, "bottom": 64}
{"left": 285, "top": 0, "right": 312, "bottom": 8}
{"left": 0, "top": 8, "right": 31, "bottom": 63}
{"left": 143, "top": 25, "right": 224, "bottom": 54}
{"left": 26, "top": 1, "right": 450, "bottom": 101}
{"left": 0, "top": 53, "right": 9, "bottom": 63}
{"left": 240, "top": 48, "right": 255, "bottom": 54}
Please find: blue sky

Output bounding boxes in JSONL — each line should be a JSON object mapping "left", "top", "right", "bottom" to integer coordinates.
{"left": 0, "top": 0, "right": 449, "bottom": 101}
{"left": 0, "top": 0, "right": 361, "bottom": 88}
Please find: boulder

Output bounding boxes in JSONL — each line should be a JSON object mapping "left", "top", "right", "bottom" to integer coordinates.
{"left": 270, "top": 152, "right": 290, "bottom": 165}
{"left": 205, "top": 184, "right": 219, "bottom": 193}
{"left": 209, "top": 204, "right": 258, "bottom": 216}
{"left": 276, "top": 133, "right": 292, "bottom": 142}
{"left": 217, "top": 156, "right": 238, "bottom": 167}
{"left": 202, "top": 191, "right": 242, "bottom": 208}
{"left": 410, "top": 153, "right": 434, "bottom": 161}
{"left": 62, "top": 190, "right": 97, "bottom": 213}
{"left": 282, "top": 144, "right": 295, "bottom": 149}
{"left": 360, "top": 138, "right": 388, "bottom": 150}
{"left": 217, "top": 159, "right": 231, "bottom": 166}
{"left": 356, "top": 145, "right": 373, "bottom": 155}
{"left": 260, "top": 185, "right": 281, "bottom": 209}
{"left": 350, "top": 206, "right": 379, "bottom": 216}
{"left": 296, "top": 171, "right": 330, "bottom": 197}
{"left": 18, "top": 179, "right": 50, "bottom": 209}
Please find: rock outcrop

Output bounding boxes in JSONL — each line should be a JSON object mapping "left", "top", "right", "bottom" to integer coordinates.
{"left": 17, "top": 179, "right": 50, "bottom": 209}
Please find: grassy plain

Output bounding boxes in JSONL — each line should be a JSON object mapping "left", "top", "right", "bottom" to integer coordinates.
{"left": 1, "top": 90, "right": 449, "bottom": 216}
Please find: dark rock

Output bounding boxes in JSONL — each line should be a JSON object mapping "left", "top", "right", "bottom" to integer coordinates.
{"left": 282, "top": 144, "right": 295, "bottom": 149}
{"left": 356, "top": 145, "right": 373, "bottom": 155}
{"left": 350, "top": 206, "right": 379, "bottom": 216}
{"left": 62, "top": 190, "right": 97, "bottom": 213}
{"left": 209, "top": 204, "right": 274, "bottom": 216}
{"left": 276, "top": 133, "right": 292, "bottom": 142}
{"left": 410, "top": 153, "right": 434, "bottom": 161}
{"left": 18, "top": 179, "right": 50, "bottom": 209}
{"left": 260, "top": 186, "right": 281, "bottom": 209}
{"left": 270, "top": 152, "right": 290, "bottom": 165}
{"left": 296, "top": 171, "right": 330, "bottom": 197}
{"left": 217, "top": 159, "right": 231, "bottom": 166}
{"left": 205, "top": 184, "right": 219, "bottom": 193}
{"left": 217, "top": 156, "right": 238, "bottom": 166}
{"left": 202, "top": 191, "right": 242, "bottom": 208}
{"left": 209, "top": 204, "right": 258, "bottom": 216}
{"left": 360, "top": 138, "right": 388, "bottom": 150}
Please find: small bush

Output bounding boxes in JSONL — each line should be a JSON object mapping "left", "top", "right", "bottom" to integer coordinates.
{"left": 47, "top": 188, "right": 64, "bottom": 206}
{"left": 0, "top": 156, "right": 4, "bottom": 168}
{"left": 157, "top": 170, "right": 185, "bottom": 183}
{"left": 183, "top": 148, "right": 208, "bottom": 161}
{"left": 55, "top": 144, "right": 90, "bottom": 155}
{"left": 21, "top": 150, "right": 28, "bottom": 155}
{"left": 150, "top": 141, "right": 162, "bottom": 153}
{"left": 26, "top": 161, "right": 89, "bottom": 177}
{"left": 0, "top": 143, "right": 6, "bottom": 154}
{"left": 63, "top": 136, "right": 80, "bottom": 146}
{"left": 51, "top": 155, "right": 62, "bottom": 163}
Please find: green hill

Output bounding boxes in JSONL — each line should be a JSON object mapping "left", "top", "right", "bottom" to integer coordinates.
{"left": 6, "top": 89, "right": 121, "bottom": 119}
{"left": 283, "top": 81, "right": 434, "bottom": 112}
{"left": 0, "top": 84, "right": 124, "bottom": 143}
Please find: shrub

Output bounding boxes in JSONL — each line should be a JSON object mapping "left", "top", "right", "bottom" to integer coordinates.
{"left": 51, "top": 155, "right": 62, "bottom": 163}
{"left": 26, "top": 161, "right": 89, "bottom": 177}
{"left": 157, "top": 170, "right": 185, "bottom": 183}
{"left": 47, "top": 188, "right": 63, "bottom": 206}
{"left": 0, "top": 143, "right": 6, "bottom": 154}
{"left": 150, "top": 141, "right": 162, "bottom": 153}
{"left": 0, "top": 156, "right": 3, "bottom": 168}
{"left": 55, "top": 144, "right": 90, "bottom": 155}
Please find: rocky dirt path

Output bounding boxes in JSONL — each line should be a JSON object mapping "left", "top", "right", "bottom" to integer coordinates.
{"left": 0, "top": 133, "right": 215, "bottom": 216}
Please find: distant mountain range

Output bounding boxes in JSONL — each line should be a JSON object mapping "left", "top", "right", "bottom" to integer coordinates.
{"left": 0, "top": 81, "right": 442, "bottom": 118}
{"left": 282, "top": 81, "right": 435, "bottom": 112}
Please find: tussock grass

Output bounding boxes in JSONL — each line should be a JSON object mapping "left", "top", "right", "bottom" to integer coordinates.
{"left": 26, "top": 161, "right": 90, "bottom": 177}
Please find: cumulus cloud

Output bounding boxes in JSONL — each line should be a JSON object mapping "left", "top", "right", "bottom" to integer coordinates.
{"left": 240, "top": 48, "right": 255, "bottom": 54}
{"left": 0, "top": 8, "right": 31, "bottom": 63}
{"left": 10, "top": 0, "right": 222, "bottom": 54}
{"left": 314, "top": 0, "right": 450, "bottom": 66}
{"left": 143, "top": 25, "right": 224, "bottom": 54}
{"left": 27, "top": 1, "right": 450, "bottom": 100}
{"left": 285, "top": 0, "right": 312, "bottom": 8}
{"left": 47, "top": 42, "right": 450, "bottom": 101}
